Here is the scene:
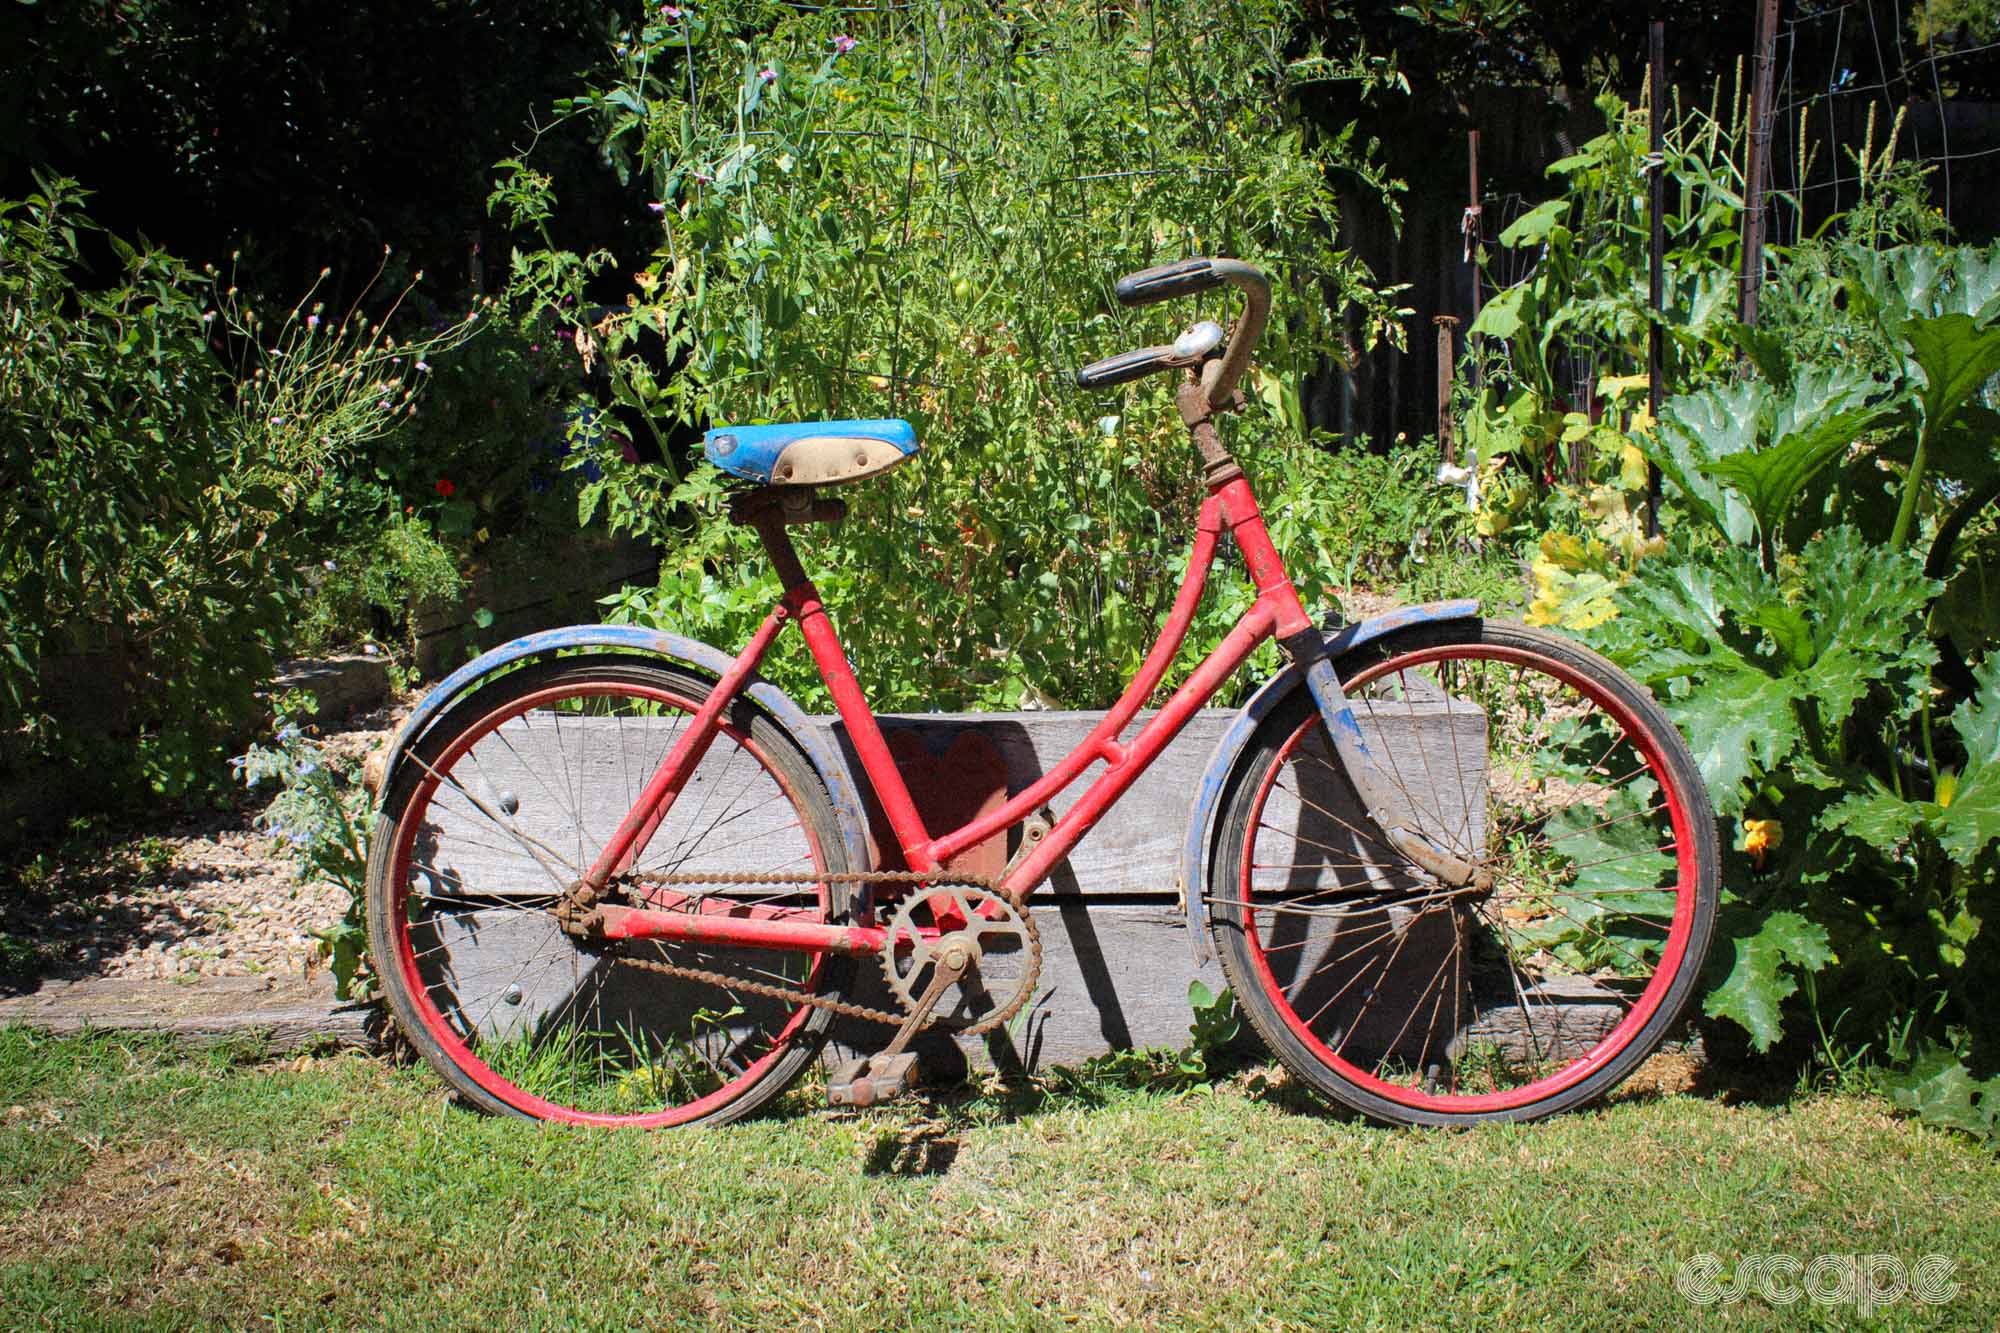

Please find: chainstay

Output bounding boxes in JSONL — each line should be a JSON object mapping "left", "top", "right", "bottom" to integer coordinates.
{"left": 605, "top": 869, "right": 1033, "bottom": 1031}
{"left": 607, "top": 949, "right": 911, "bottom": 1026}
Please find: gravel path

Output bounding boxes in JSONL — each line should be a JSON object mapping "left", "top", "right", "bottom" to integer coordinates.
{"left": 3, "top": 707, "right": 404, "bottom": 992}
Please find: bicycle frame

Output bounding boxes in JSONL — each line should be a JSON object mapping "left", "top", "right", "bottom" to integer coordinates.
{"left": 579, "top": 468, "right": 1317, "bottom": 960}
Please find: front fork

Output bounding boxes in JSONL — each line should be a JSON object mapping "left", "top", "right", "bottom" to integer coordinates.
{"left": 1178, "top": 379, "right": 1482, "bottom": 893}
{"left": 1287, "top": 634, "right": 1484, "bottom": 889}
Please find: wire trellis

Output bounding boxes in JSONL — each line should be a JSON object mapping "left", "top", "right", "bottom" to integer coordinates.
{"left": 1456, "top": 0, "right": 1996, "bottom": 447}
{"left": 1767, "top": 0, "right": 2000, "bottom": 249}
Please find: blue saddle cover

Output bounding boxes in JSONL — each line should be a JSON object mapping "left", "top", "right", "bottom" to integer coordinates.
{"left": 703, "top": 418, "right": 919, "bottom": 485}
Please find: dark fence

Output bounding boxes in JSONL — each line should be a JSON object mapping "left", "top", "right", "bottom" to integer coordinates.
{"left": 1322, "top": 0, "right": 2000, "bottom": 451}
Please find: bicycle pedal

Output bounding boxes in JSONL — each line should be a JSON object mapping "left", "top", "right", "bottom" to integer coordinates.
{"left": 827, "top": 1052, "right": 920, "bottom": 1108}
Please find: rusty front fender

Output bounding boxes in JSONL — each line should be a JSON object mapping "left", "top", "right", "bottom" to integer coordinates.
{"left": 1175, "top": 600, "right": 1480, "bottom": 965}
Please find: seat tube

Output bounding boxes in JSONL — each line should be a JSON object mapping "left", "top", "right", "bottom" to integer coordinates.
{"left": 754, "top": 512, "right": 938, "bottom": 872}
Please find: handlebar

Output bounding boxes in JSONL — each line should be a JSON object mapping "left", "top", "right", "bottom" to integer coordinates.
{"left": 1077, "top": 258, "right": 1270, "bottom": 409}
{"left": 1075, "top": 320, "right": 1226, "bottom": 390}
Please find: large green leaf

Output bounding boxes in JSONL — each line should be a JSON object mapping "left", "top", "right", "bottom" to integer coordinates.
{"left": 1938, "top": 658, "right": 2000, "bottom": 866}
{"left": 1822, "top": 658, "right": 2000, "bottom": 866}
{"left": 1470, "top": 283, "right": 1530, "bottom": 340}
{"left": 1794, "top": 526, "right": 1939, "bottom": 730}
{"left": 1703, "top": 910, "right": 1835, "bottom": 1052}
{"left": 1884, "top": 1045, "right": 2000, "bottom": 1140}
{"left": 1697, "top": 366, "right": 1898, "bottom": 540}
{"left": 1841, "top": 243, "right": 1954, "bottom": 326}
{"left": 1651, "top": 382, "right": 1762, "bottom": 545}
{"left": 1901, "top": 314, "right": 2000, "bottom": 445}
{"left": 1497, "top": 198, "right": 1569, "bottom": 248}
{"left": 1669, "top": 668, "right": 1804, "bottom": 815}
{"left": 1950, "top": 248, "right": 2000, "bottom": 323}
{"left": 1850, "top": 242, "right": 2000, "bottom": 324}
{"left": 1823, "top": 786, "right": 1931, "bottom": 854}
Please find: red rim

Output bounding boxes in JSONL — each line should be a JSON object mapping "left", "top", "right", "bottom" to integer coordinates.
{"left": 387, "top": 679, "right": 832, "bottom": 1127}
{"left": 1237, "top": 642, "right": 1698, "bottom": 1115}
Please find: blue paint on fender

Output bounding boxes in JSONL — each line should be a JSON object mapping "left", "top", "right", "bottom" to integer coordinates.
{"left": 377, "top": 624, "right": 875, "bottom": 876}
{"left": 1176, "top": 600, "right": 1479, "bottom": 963}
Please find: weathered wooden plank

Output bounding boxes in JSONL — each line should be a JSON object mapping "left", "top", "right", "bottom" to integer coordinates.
{"left": 0, "top": 976, "right": 374, "bottom": 1051}
{"left": 395, "top": 701, "right": 1495, "bottom": 1065}
{"left": 413, "top": 702, "right": 1485, "bottom": 898}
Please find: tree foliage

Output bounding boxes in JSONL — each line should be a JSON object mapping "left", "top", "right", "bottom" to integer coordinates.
{"left": 503, "top": 0, "right": 1412, "bottom": 712}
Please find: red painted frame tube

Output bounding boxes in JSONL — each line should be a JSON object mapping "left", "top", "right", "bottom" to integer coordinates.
{"left": 595, "top": 902, "right": 887, "bottom": 955}
{"left": 584, "top": 604, "right": 789, "bottom": 883}
{"left": 788, "top": 578, "right": 942, "bottom": 872}
{"left": 999, "top": 593, "right": 1278, "bottom": 897}
{"left": 925, "top": 495, "right": 1226, "bottom": 866}
{"left": 1218, "top": 474, "right": 1314, "bottom": 638}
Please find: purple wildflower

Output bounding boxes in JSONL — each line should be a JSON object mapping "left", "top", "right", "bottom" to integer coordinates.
{"left": 647, "top": 201, "right": 667, "bottom": 215}
{"left": 832, "top": 33, "right": 857, "bottom": 54}
{"left": 758, "top": 66, "right": 776, "bottom": 84}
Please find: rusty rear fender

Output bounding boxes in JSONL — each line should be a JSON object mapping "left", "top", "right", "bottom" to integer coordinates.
{"left": 370, "top": 624, "right": 875, "bottom": 877}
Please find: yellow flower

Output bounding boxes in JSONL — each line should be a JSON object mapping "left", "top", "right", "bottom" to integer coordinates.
{"left": 1743, "top": 817, "right": 1784, "bottom": 869}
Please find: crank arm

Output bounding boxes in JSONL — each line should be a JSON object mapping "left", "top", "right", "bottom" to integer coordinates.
{"left": 828, "top": 950, "right": 968, "bottom": 1109}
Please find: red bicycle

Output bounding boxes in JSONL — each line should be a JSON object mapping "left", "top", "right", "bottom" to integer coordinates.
{"left": 364, "top": 259, "right": 1719, "bottom": 1128}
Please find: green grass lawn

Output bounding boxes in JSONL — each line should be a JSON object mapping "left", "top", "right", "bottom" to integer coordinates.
{"left": 0, "top": 1030, "right": 1992, "bottom": 1331}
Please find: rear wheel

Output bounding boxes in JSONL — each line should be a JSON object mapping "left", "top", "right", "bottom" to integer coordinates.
{"left": 1210, "top": 620, "right": 1717, "bottom": 1126}
{"left": 365, "top": 656, "right": 854, "bottom": 1127}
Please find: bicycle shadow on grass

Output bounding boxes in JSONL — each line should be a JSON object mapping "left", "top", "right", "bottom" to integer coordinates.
{"left": 822, "top": 1018, "right": 1747, "bottom": 1175}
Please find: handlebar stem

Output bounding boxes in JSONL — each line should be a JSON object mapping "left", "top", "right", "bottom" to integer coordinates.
{"left": 1199, "top": 259, "right": 1270, "bottom": 410}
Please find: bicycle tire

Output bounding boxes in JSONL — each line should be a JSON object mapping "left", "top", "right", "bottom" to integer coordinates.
{"left": 1208, "top": 619, "right": 1718, "bottom": 1127}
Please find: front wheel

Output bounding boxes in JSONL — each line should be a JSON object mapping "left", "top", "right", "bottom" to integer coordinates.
{"left": 1209, "top": 619, "right": 1718, "bottom": 1126}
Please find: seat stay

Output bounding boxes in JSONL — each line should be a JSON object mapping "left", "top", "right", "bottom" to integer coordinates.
{"left": 583, "top": 604, "right": 792, "bottom": 885}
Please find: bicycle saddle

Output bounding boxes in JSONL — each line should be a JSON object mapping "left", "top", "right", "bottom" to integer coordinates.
{"left": 703, "top": 418, "right": 919, "bottom": 486}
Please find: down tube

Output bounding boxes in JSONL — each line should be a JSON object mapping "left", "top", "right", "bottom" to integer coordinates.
{"left": 1000, "top": 602, "right": 1277, "bottom": 898}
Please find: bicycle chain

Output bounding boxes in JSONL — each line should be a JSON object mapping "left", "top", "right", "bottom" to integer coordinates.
{"left": 592, "top": 869, "right": 1039, "bottom": 1032}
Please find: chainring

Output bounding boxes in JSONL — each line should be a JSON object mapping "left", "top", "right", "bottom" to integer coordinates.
{"left": 880, "top": 883, "right": 1041, "bottom": 1035}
